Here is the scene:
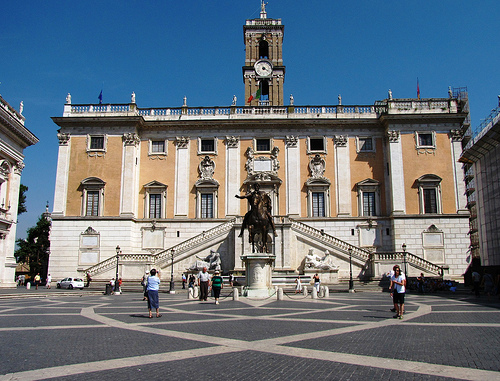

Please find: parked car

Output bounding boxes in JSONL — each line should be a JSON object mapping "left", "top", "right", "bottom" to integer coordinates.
{"left": 57, "top": 277, "right": 84, "bottom": 289}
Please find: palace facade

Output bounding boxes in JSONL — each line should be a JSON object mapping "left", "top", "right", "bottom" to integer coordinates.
{"left": 48, "top": 5, "right": 470, "bottom": 282}
{"left": 0, "top": 95, "right": 38, "bottom": 287}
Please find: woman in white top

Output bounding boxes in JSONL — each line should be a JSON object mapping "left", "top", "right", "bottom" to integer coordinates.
{"left": 389, "top": 265, "right": 406, "bottom": 319}
{"left": 295, "top": 276, "right": 302, "bottom": 294}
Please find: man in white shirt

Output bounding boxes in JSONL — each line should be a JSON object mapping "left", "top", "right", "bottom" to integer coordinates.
{"left": 198, "top": 267, "right": 211, "bottom": 301}
{"left": 390, "top": 265, "right": 406, "bottom": 319}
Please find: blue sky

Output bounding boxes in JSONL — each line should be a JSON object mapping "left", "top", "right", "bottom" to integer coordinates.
{"left": 1, "top": 0, "right": 499, "bottom": 239}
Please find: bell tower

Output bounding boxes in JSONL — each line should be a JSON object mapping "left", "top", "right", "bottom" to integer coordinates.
{"left": 243, "top": 1, "right": 285, "bottom": 106}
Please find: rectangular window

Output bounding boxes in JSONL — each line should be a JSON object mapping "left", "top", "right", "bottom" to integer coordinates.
{"left": 86, "top": 191, "right": 99, "bottom": 216}
{"left": 90, "top": 136, "right": 104, "bottom": 150}
{"left": 423, "top": 188, "right": 437, "bottom": 213}
{"left": 201, "top": 194, "right": 214, "bottom": 218}
{"left": 359, "top": 137, "right": 373, "bottom": 152}
{"left": 256, "top": 138, "right": 271, "bottom": 152}
{"left": 363, "top": 192, "right": 376, "bottom": 216}
{"left": 418, "top": 133, "right": 433, "bottom": 147}
{"left": 149, "top": 194, "right": 162, "bottom": 218}
{"left": 312, "top": 192, "right": 325, "bottom": 217}
{"left": 151, "top": 141, "right": 165, "bottom": 153}
{"left": 309, "top": 138, "right": 325, "bottom": 152}
{"left": 200, "top": 139, "right": 215, "bottom": 153}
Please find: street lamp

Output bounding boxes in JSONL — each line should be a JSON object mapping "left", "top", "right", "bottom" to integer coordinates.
{"left": 169, "top": 249, "right": 175, "bottom": 294}
{"left": 348, "top": 247, "right": 354, "bottom": 292}
{"left": 402, "top": 243, "right": 407, "bottom": 277}
{"left": 115, "top": 245, "right": 120, "bottom": 293}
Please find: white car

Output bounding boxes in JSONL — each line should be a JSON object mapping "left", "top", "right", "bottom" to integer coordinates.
{"left": 57, "top": 277, "right": 84, "bottom": 290}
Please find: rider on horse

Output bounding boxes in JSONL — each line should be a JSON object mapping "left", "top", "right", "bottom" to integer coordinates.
{"left": 235, "top": 183, "right": 277, "bottom": 238}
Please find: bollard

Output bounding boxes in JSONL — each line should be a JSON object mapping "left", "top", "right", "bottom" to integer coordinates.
{"left": 233, "top": 287, "right": 239, "bottom": 301}
{"left": 188, "top": 287, "right": 194, "bottom": 299}
{"left": 277, "top": 287, "right": 284, "bottom": 300}
{"left": 323, "top": 286, "right": 329, "bottom": 298}
{"left": 193, "top": 286, "right": 199, "bottom": 299}
{"left": 26, "top": 282, "right": 31, "bottom": 290}
{"left": 312, "top": 286, "right": 318, "bottom": 299}
{"left": 302, "top": 285, "right": 308, "bottom": 296}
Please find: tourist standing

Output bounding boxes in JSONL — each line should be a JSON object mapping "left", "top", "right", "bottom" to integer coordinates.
{"left": 86, "top": 273, "right": 92, "bottom": 288}
{"left": 313, "top": 273, "right": 320, "bottom": 294}
{"left": 188, "top": 274, "right": 195, "bottom": 288}
{"left": 417, "top": 273, "right": 425, "bottom": 294}
{"left": 211, "top": 270, "right": 223, "bottom": 304}
{"left": 141, "top": 272, "right": 149, "bottom": 300}
{"left": 182, "top": 273, "right": 187, "bottom": 289}
{"left": 46, "top": 274, "right": 52, "bottom": 289}
{"left": 295, "top": 275, "right": 302, "bottom": 294}
{"left": 146, "top": 269, "right": 161, "bottom": 318}
{"left": 229, "top": 273, "right": 234, "bottom": 287}
{"left": 390, "top": 265, "right": 406, "bottom": 319}
{"left": 34, "top": 273, "right": 41, "bottom": 290}
{"left": 198, "top": 267, "right": 210, "bottom": 301}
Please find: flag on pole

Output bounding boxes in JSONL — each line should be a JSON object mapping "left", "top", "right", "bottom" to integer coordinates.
{"left": 98, "top": 90, "right": 103, "bottom": 104}
{"left": 247, "top": 88, "right": 261, "bottom": 103}
{"left": 417, "top": 78, "right": 420, "bottom": 100}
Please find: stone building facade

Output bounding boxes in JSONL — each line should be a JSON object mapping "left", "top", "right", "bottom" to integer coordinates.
{"left": 48, "top": 5, "right": 470, "bottom": 282}
{"left": 0, "top": 95, "right": 38, "bottom": 287}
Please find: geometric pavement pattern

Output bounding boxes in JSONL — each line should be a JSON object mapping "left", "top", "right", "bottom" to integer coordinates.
{"left": 0, "top": 291, "right": 499, "bottom": 381}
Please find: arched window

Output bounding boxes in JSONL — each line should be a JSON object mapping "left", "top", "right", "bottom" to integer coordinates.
{"left": 259, "top": 39, "right": 269, "bottom": 59}
{"left": 80, "top": 177, "right": 105, "bottom": 216}
{"left": 416, "top": 174, "right": 442, "bottom": 214}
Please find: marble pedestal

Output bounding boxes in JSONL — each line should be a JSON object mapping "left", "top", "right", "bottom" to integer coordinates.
{"left": 241, "top": 253, "right": 276, "bottom": 298}
{"left": 304, "top": 268, "right": 339, "bottom": 284}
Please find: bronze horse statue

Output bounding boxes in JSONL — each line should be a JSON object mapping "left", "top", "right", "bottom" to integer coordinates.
{"left": 235, "top": 183, "right": 276, "bottom": 253}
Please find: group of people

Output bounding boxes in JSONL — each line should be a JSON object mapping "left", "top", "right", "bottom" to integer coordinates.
{"left": 17, "top": 273, "right": 52, "bottom": 289}
{"left": 471, "top": 269, "right": 497, "bottom": 299}
{"left": 196, "top": 267, "right": 224, "bottom": 304}
{"left": 294, "top": 273, "right": 321, "bottom": 294}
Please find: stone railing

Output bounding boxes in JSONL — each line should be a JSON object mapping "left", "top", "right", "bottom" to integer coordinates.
{"left": 373, "top": 252, "right": 443, "bottom": 275}
{"left": 83, "top": 219, "right": 236, "bottom": 277}
{"left": 0, "top": 95, "right": 25, "bottom": 125}
{"left": 154, "top": 218, "right": 236, "bottom": 266}
{"left": 290, "top": 219, "right": 371, "bottom": 261}
{"left": 84, "top": 255, "right": 118, "bottom": 277}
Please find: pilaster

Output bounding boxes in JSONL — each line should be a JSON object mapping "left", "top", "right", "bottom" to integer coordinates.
{"left": 120, "top": 133, "right": 140, "bottom": 217}
{"left": 387, "top": 130, "right": 406, "bottom": 214}
{"left": 285, "top": 135, "right": 301, "bottom": 216}
{"left": 174, "top": 137, "right": 190, "bottom": 217}
{"left": 334, "top": 135, "right": 351, "bottom": 216}
{"left": 52, "top": 133, "right": 71, "bottom": 216}
{"left": 225, "top": 136, "right": 240, "bottom": 216}
{"left": 450, "top": 130, "right": 468, "bottom": 213}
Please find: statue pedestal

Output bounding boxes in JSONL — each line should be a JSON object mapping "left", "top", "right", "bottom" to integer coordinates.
{"left": 241, "top": 253, "right": 276, "bottom": 298}
{"left": 304, "top": 268, "right": 339, "bottom": 284}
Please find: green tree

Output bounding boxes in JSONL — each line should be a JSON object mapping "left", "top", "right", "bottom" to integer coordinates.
{"left": 15, "top": 214, "right": 51, "bottom": 280}
{"left": 17, "top": 184, "right": 28, "bottom": 215}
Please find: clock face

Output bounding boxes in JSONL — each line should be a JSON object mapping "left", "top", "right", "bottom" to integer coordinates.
{"left": 254, "top": 60, "right": 273, "bottom": 77}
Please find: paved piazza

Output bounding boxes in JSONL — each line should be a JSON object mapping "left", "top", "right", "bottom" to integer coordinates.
{"left": 0, "top": 290, "right": 499, "bottom": 380}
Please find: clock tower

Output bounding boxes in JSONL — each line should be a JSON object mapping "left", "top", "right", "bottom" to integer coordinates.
{"left": 243, "top": 1, "right": 285, "bottom": 106}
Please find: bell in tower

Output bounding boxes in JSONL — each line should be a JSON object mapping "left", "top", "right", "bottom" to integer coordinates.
{"left": 243, "top": 1, "right": 285, "bottom": 106}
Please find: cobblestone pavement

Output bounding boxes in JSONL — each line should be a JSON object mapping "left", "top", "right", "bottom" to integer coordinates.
{"left": 0, "top": 289, "right": 499, "bottom": 381}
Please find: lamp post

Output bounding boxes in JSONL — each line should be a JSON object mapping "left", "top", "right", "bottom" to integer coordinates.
{"left": 169, "top": 249, "right": 175, "bottom": 294}
{"left": 348, "top": 247, "right": 354, "bottom": 293}
{"left": 402, "top": 243, "right": 407, "bottom": 278}
{"left": 115, "top": 245, "right": 120, "bottom": 293}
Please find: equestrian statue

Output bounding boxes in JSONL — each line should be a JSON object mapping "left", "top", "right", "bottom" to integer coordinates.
{"left": 235, "top": 183, "right": 277, "bottom": 253}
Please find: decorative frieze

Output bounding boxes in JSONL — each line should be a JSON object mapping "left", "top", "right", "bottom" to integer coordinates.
{"left": 334, "top": 135, "right": 347, "bottom": 147}
{"left": 225, "top": 136, "right": 239, "bottom": 148}
{"left": 309, "top": 154, "right": 326, "bottom": 178}
{"left": 285, "top": 135, "right": 298, "bottom": 147}
{"left": 57, "top": 132, "right": 70, "bottom": 145}
{"left": 175, "top": 136, "right": 190, "bottom": 148}
{"left": 387, "top": 130, "right": 400, "bottom": 142}
{"left": 122, "top": 133, "right": 140, "bottom": 146}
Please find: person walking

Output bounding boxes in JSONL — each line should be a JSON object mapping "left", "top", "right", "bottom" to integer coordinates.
{"left": 86, "top": 273, "right": 92, "bottom": 288}
{"left": 146, "top": 269, "right": 161, "bottom": 318}
{"left": 182, "top": 273, "right": 187, "bottom": 289}
{"left": 471, "top": 270, "right": 481, "bottom": 297}
{"left": 198, "top": 267, "right": 210, "bottom": 301}
{"left": 46, "top": 274, "right": 52, "bottom": 289}
{"left": 34, "top": 273, "right": 41, "bottom": 290}
{"left": 211, "top": 270, "right": 223, "bottom": 304}
{"left": 313, "top": 273, "right": 320, "bottom": 294}
{"left": 390, "top": 265, "right": 406, "bottom": 319}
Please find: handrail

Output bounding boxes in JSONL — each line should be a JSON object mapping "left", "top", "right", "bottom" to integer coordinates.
{"left": 373, "top": 252, "right": 443, "bottom": 275}
{"left": 290, "top": 219, "right": 371, "bottom": 261}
